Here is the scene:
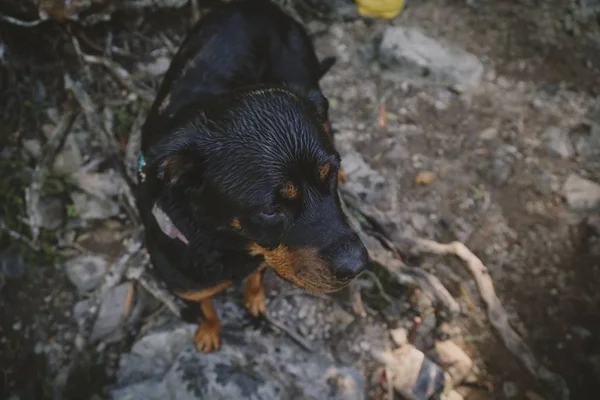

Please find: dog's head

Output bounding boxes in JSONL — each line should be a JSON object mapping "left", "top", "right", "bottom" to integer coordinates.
{"left": 147, "top": 86, "right": 367, "bottom": 292}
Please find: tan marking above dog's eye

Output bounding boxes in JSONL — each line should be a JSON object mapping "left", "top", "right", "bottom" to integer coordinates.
{"left": 281, "top": 183, "right": 298, "bottom": 199}
{"left": 319, "top": 163, "right": 331, "bottom": 181}
{"left": 231, "top": 218, "right": 242, "bottom": 230}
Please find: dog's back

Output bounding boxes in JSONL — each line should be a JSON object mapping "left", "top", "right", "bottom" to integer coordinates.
{"left": 142, "top": 0, "right": 333, "bottom": 153}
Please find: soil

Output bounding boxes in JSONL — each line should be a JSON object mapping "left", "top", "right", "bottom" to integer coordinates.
{"left": 1, "top": 1, "right": 600, "bottom": 399}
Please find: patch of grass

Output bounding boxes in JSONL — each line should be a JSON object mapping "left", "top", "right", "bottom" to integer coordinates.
{"left": 66, "top": 203, "right": 79, "bottom": 218}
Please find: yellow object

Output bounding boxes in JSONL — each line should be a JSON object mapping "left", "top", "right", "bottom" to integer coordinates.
{"left": 356, "top": 0, "right": 405, "bottom": 19}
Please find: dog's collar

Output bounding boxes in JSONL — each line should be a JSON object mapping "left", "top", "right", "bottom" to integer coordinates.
{"left": 138, "top": 154, "right": 147, "bottom": 183}
{"left": 139, "top": 153, "right": 189, "bottom": 245}
{"left": 152, "top": 203, "right": 189, "bottom": 245}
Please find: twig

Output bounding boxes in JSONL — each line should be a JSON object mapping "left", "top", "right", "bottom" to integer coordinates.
{"left": 25, "top": 109, "right": 77, "bottom": 243}
{"left": 348, "top": 280, "right": 367, "bottom": 317}
{"left": 264, "top": 313, "right": 314, "bottom": 352}
{"left": 64, "top": 74, "right": 110, "bottom": 147}
{"left": 362, "top": 270, "right": 393, "bottom": 304}
{"left": 190, "top": 0, "right": 201, "bottom": 23}
{"left": 342, "top": 194, "right": 461, "bottom": 316}
{"left": 0, "top": 219, "right": 40, "bottom": 251}
{"left": 0, "top": 13, "right": 45, "bottom": 27}
{"left": 64, "top": 74, "right": 140, "bottom": 223}
{"left": 126, "top": 264, "right": 183, "bottom": 318}
{"left": 81, "top": 54, "right": 154, "bottom": 102}
{"left": 415, "top": 239, "right": 569, "bottom": 400}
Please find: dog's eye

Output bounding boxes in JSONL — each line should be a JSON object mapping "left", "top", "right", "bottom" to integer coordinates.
{"left": 260, "top": 207, "right": 281, "bottom": 221}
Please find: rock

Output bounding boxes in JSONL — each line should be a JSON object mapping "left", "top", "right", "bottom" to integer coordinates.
{"left": 479, "top": 148, "right": 513, "bottom": 187}
{"left": 111, "top": 324, "right": 365, "bottom": 400}
{"left": 38, "top": 196, "right": 66, "bottom": 230}
{"left": 374, "top": 344, "right": 445, "bottom": 400}
{"left": 73, "top": 300, "right": 91, "bottom": 321}
{"left": 52, "top": 136, "right": 83, "bottom": 176}
{"left": 90, "top": 282, "right": 136, "bottom": 343}
{"left": 433, "top": 340, "right": 473, "bottom": 385}
{"left": 378, "top": 26, "right": 484, "bottom": 91}
{"left": 22, "top": 139, "right": 42, "bottom": 158}
{"left": 390, "top": 327, "right": 408, "bottom": 346}
{"left": 136, "top": 56, "right": 171, "bottom": 77}
{"left": 572, "top": 122, "right": 600, "bottom": 174}
{"left": 502, "top": 381, "right": 519, "bottom": 398}
{"left": 338, "top": 143, "right": 386, "bottom": 203}
{"left": 71, "top": 191, "right": 120, "bottom": 220}
{"left": 65, "top": 255, "right": 108, "bottom": 292}
{"left": 562, "top": 174, "right": 600, "bottom": 211}
{"left": 73, "top": 170, "right": 127, "bottom": 200}
{"left": 328, "top": 306, "right": 355, "bottom": 332}
{"left": 541, "top": 126, "right": 574, "bottom": 158}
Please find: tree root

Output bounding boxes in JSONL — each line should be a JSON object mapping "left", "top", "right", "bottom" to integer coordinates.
{"left": 414, "top": 239, "right": 570, "bottom": 400}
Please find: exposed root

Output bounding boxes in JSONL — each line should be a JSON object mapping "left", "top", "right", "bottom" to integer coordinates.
{"left": 349, "top": 280, "right": 367, "bottom": 317}
{"left": 414, "top": 239, "right": 570, "bottom": 400}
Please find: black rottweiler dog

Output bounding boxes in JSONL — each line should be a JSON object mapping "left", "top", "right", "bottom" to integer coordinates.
{"left": 137, "top": 0, "right": 368, "bottom": 352}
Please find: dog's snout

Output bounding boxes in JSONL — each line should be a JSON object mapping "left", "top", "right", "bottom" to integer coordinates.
{"left": 323, "top": 235, "right": 368, "bottom": 281}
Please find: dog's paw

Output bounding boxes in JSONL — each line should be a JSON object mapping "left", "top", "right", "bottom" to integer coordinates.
{"left": 194, "top": 319, "right": 220, "bottom": 352}
{"left": 244, "top": 286, "right": 266, "bottom": 318}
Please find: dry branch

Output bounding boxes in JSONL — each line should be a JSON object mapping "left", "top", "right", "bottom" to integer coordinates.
{"left": 413, "top": 239, "right": 570, "bottom": 400}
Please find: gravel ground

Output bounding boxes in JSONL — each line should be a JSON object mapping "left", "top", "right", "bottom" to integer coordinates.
{"left": 1, "top": 1, "right": 599, "bottom": 399}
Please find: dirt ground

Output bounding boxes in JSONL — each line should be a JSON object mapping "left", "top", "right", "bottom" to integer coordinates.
{"left": 1, "top": 1, "right": 599, "bottom": 399}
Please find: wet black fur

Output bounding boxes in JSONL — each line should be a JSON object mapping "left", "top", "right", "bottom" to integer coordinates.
{"left": 137, "top": 0, "right": 367, "bottom": 301}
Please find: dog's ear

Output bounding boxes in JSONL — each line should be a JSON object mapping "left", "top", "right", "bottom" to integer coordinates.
{"left": 156, "top": 152, "right": 203, "bottom": 186}
{"left": 306, "top": 89, "right": 329, "bottom": 121}
{"left": 150, "top": 136, "right": 205, "bottom": 187}
{"left": 318, "top": 56, "right": 336, "bottom": 80}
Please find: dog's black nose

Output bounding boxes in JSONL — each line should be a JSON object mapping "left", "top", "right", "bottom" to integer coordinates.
{"left": 328, "top": 237, "right": 368, "bottom": 281}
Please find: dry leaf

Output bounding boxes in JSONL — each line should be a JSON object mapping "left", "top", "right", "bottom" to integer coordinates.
{"left": 415, "top": 171, "right": 437, "bottom": 185}
{"left": 378, "top": 104, "right": 387, "bottom": 128}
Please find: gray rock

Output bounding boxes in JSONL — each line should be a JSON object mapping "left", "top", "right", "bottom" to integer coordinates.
{"left": 73, "top": 300, "right": 91, "bottom": 321}
{"left": 112, "top": 324, "right": 365, "bottom": 400}
{"left": 338, "top": 143, "right": 386, "bottom": 203}
{"left": 53, "top": 136, "right": 83, "bottom": 176}
{"left": 563, "top": 174, "right": 600, "bottom": 211}
{"left": 38, "top": 196, "right": 66, "bottom": 230}
{"left": 91, "top": 282, "right": 135, "bottom": 342}
{"left": 541, "top": 126, "right": 574, "bottom": 158}
{"left": 572, "top": 123, "right": 600, "bottom": 173}
{"left": 73, "top": 170, "right": 127, "bottom": 200}
{"left": 479, "top": 149, "right": 513, "bottom": 187}
{"left": 70, "top": 191, "right": 120, "bottom": 220}
{"left": 65, "top": 255, "right": 108, "bottom": 292}
{"left": 378, "top": 26, "right": 484, "bottom": 91}
{"left": 22, "top": 139, "right": 42, "bottom": 158}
